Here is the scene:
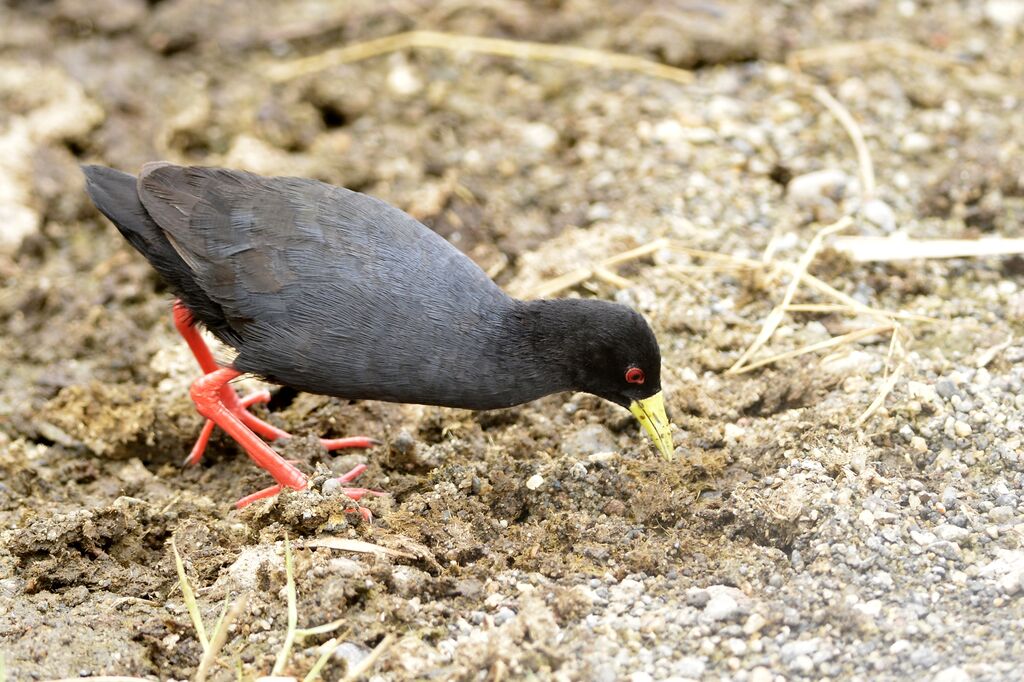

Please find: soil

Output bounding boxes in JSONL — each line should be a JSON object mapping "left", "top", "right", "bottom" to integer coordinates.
{"left": 1, "top": 1, "right": 1023, "bottom": 681}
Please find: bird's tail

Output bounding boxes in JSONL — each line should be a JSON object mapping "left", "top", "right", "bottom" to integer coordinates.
{"left": 82, "top": 164, "right": 178, "bottom": 268}
{"left": 82, "top": 164, "right": 237, "bottom": 343}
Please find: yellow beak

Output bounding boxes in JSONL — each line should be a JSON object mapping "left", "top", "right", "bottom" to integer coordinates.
{"left": 629, "top": 391, "right": 674, "bottom": 460}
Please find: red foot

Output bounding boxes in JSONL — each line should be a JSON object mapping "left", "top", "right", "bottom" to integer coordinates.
{"left": 235, "top": 463, "right": 386, "bottom": 522}
{"left": 172, "top": 301, "right": 383, "bottom": 510}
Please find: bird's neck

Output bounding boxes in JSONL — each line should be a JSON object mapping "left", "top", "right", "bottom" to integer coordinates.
{"left": 491, "top": 298, "right": 596, "bottom": 396}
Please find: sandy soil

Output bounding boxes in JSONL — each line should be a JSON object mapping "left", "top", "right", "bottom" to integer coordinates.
{"left": 1, "top": 1, "right": 1023, "bottom": 681}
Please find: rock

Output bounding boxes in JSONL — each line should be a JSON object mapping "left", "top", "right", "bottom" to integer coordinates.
{"left": 863, "top": 198, "right": 897, "bottom": 232}
{"left": 525, "top": 474, "right": 545, "bottom": 490}
{"left": 936, "top": 379, "right": 958, "bottom": 398}
{"left": 911, "top": 530, "right": 938, "bottom": 546}
{"left": 933, "top": 666, "right": 971, "bottom": 682}
{"left": 953, "top": 420, "right": 973, "bottom": 437}
{"left": 390, "top": 565, "right": 430, "bottom": 598}
{"left": 978, "top": 549, "right": 1024, "bottom": 595}
{"left": 750, "top": 668, "right": 773, "bottom": 682}
{"left": 331, "top": 641, "right": 370, "bottom": 670}
{"left": 674, "top": 657, "right": 706, "bottom": 678}
{"left": 387, "top": 62, "right": 423, "bottom": 97}
{"left": 935, "top": 523, "right": 970, "bottom": 544}
{"left": 652, "top": 119, "right": 686, "bottom": 145}
{"left": 743, "top": 612, "right": 767, "bottom": 634}
{"left": 702, "top": 593, "right": 740, "bottom": 622}
{"left": 988, "top": 506, "right": 1014, "bottom": 523}
{"left": 787, "top": 169, "right": 850, "bottom": 208}
{"left": 985, "top": 0, "right": 1024, "bottom": 26}
{"left": 901, "top": 132, "right": 934, "bottom": 154}
{"left": 519, "top": 122, "right": 559, "bottom": 151}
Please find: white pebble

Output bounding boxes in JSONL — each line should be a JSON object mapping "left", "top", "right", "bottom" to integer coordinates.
{"left": 863, "top": 198, "right": 897, "bottom": 232}
{"left": 901, "top": 132, "right": 933, "bottom": 154}
{"left": 519, "top": 122, "right": 559, "bottom": 151}
{"left": 525, "top": 474, "right": 545, "bottom": 490}
{"left": 787, "top": 169, "right": 850, "bottom": 207}
{"left": 387, "top": 63, "right": 422, "bottom": 96}
{"left": 985, "top": 0, "right": 1024, "bottom": 26}
{"left": 933, "top": 665, "right": 971, "bottom": 682}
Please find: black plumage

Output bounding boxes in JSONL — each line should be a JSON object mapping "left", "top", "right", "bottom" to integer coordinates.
{"left": 83, "top": 163, "right": 672, "bottom": 461}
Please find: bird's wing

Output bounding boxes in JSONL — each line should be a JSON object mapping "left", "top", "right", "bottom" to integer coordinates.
{"left": 136, "top": 163, "right": 499, "bottom": 337}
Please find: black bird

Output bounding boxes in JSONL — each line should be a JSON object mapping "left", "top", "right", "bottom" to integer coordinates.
{"left": 82, "top": 163, "right": 673, "bottom": 507}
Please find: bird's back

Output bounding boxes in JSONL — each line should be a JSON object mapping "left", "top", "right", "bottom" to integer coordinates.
{"left": 90, "top": 163, "right": 517, "bottom": 406}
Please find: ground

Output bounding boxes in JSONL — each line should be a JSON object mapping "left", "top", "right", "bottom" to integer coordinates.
{"left": 1, "top": 1, "right": 1024, "bottom": 681}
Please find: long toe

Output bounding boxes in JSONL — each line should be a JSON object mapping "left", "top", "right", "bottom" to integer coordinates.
{"left": 321, "top": 436, "right": 381, "bottom": 451}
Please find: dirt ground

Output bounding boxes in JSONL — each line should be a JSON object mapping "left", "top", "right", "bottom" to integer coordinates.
{"left": 1, "top": 1, "right": 1023, "bottom": 681}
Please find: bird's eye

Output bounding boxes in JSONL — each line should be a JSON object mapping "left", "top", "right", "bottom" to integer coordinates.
{"left": 625, "top": 367, "right": 645, "bottom": 384}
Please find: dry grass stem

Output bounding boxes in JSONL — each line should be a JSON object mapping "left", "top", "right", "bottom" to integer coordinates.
{"left": 340, "top": 634, "right": 396, "bottom": 682}
{"left": 833, "top": 237, "right": 1024, "bottom": 261}
{"left": 733, "top": 324, "right": 895, "bottom": 375}
{"left": 267, "top": 31, "right": 693, "bottom": 85}
{"left": 728, "top": 217, "right": 853, "bottom": 373}
{"left": 171, "top": 537, "right": 209, "bottom": 652}
{"left": 195, "top": 594, "right": 249, "bottom": 682}
{"left": 295, "top": 618, "right": 348, "bottom": 638}
{"left": 810, "top": 86, "right": 875, "bottom": 202}
{"left": 976, "top": 334, "right": 1015, "bottom": 368}
{"left": 301, "top": 638, "right": 345, "bottom": 682}
{"left": 272, "top": 536, "right": 298, "bottom": 677}
{"left": 783, "top": 303, "right": 936, "bottom": 323}
{"left": 788, "top": 38, "right": 970, "bottom": 72}
{"left": 856, "top": 364, "right": 904, "bottom": 427}
{"left": 302, "top": 537, "right": 415, "bottom": 558}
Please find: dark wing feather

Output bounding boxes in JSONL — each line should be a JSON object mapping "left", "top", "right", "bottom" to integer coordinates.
{"left": 136, "top": 164, "right": 513, "bottom": 405}
{"left": 81, "top": 164, "right": 241, "bottom": 345}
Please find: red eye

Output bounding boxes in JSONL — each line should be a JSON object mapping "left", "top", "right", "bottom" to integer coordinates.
{"left": 625, "top": 367, "right": 645, "bottom": 384}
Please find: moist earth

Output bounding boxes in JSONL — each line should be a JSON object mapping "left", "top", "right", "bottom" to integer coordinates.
{"left": 1, "top": 1, "right": 1023, "bottom": 681}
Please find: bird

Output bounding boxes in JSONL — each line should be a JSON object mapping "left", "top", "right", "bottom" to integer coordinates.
{"left": 82, "top": 162, "right": 673, "bottom": 511}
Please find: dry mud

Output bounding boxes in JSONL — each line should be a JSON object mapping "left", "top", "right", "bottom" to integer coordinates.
{"left": 1, "top": 1, "right": 1023, "bottom": 681}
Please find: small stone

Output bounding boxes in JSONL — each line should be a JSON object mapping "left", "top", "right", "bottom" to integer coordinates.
{"left": 387, "top": 63, "right": 422, "bottom": 97}
{"left": 743, "top": 612, "right": 767, "bottom": 634}
{"left": 702, "top": 593, "right": 740, "bottom": 621}
{"left": 674, "top": 657, "right": 706, "bottom": 678}
{"left": 988, "top": 505, "right": 1014, "bottom": 523}
{"left": 890, "top": 639, "right": 911, "bottom": 655}
{"left": 910, "top": 436, "right": 928, "bottom": 453}
{"left": 787, "top": 169, "right": 850, "bottom": 208}
{"left": 935, "top": 523, "right": 970, "bottom": 544}
{"left": 954, "top": 420, "right": 972, "bottom": 437}
{"left": 936, "top": 379, "right": 958, "bottom": 398}
{"left": 750, "top": 667, "right": 773, "bottom": 682}
{"left": 519, "top": 122, "right": 559, "bottom": 151}
{"left": 863, "top": 198, "right": 896, "bottom": 232}
{"left": 652, "top": 119, "right": 686, "bottom": 144}
{"left": 525, "top": 474, "right": 545, "bottom": 491}
{"left": 629, "top": 672, "right": 653, "bottom": 682}
{"left": 901, "top": 132, "right": 933, "bottom": 154}
{"left": 331, "top": 642, "right": 370, "bottom": 669}
{"left": 725, "top": 638, "right": 747, "bottom": 656}
{"left": 985, "top": 0, "right": 1024, "bottom": 26}
{"left": 911, "top": 530, "right": 937, "bottom": 546}
{"left": 933, "top": 665, "right": 971, "bottom": 682}
{"left": 494, "top": 607, "right": 516, "bottom": 625}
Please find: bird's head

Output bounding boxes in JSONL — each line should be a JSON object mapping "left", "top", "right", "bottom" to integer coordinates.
{"left": 521, "top": 298, "right": 674, "bottom": 459}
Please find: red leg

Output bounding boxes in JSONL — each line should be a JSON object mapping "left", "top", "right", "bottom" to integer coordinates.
{"left": 190, "top": 368, "right": 307, "bottom": 491}
{"left": 173, "top": 300, "right": 382, "bottom": 509}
